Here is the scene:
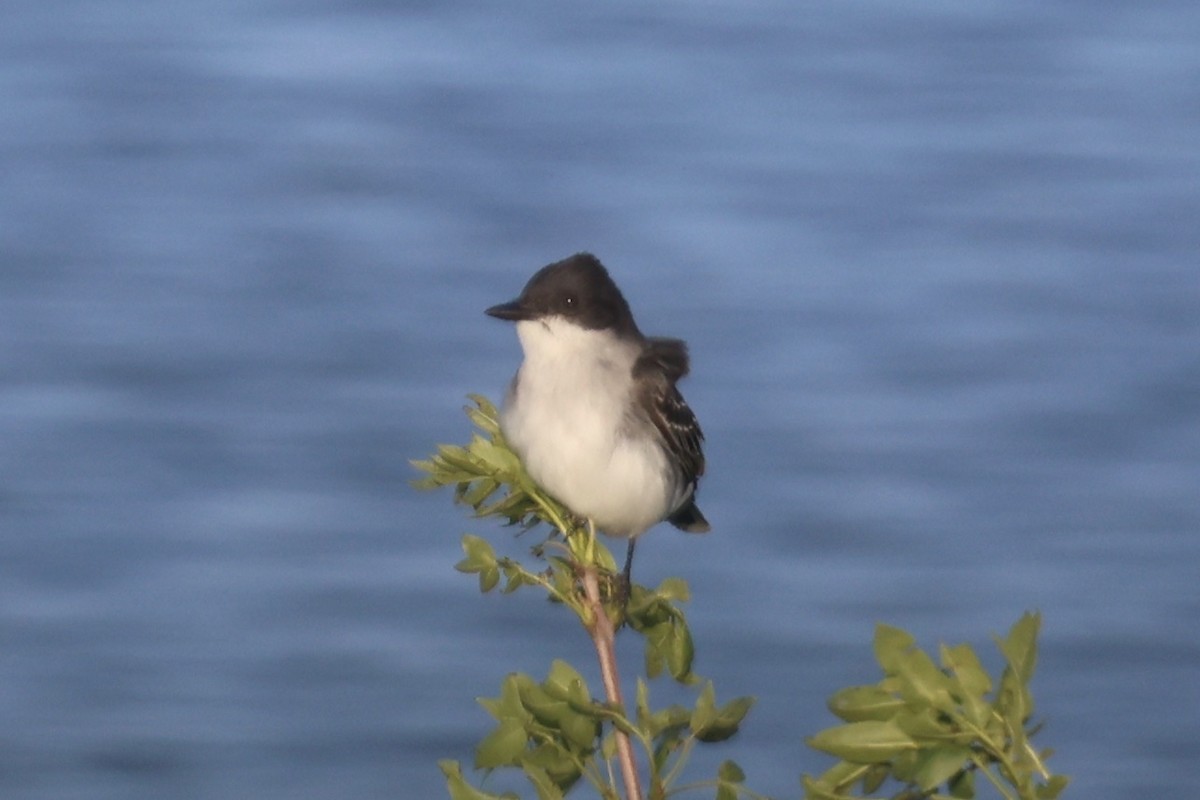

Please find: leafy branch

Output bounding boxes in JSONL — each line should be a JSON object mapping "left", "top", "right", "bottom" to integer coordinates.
{"left": 803, "top": 614, "right": 1069, "bottom": 800}
{"left": 415, "top": 396, "right": 1069, "bottom": 800}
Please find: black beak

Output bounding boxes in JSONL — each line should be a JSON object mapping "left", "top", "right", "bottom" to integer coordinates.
{"left": 485, "top": 299, "right": 534, "bottom": 321}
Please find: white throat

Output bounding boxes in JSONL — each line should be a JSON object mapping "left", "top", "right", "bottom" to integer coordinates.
{"left": 515, "top": 317, "right": 631, "bottom": 371}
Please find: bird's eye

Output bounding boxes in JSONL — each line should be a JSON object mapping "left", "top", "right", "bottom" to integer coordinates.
{"left": 564, "top": 295, "right": 576, "bottom": 307}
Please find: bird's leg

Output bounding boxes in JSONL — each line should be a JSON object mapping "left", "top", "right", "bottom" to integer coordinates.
{"left": 619, "top": 538, "right": 636, "bottom": 607}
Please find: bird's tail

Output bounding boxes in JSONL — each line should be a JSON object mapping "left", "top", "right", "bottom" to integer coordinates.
{"left": 667, "top": 501, "right": 710, "bottom": 533}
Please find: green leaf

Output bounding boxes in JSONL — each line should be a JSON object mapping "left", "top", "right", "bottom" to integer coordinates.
{"left": 940, "top": 642, "right": 991, "bottom": 697}
{"left": 599, "top": 730, "right": 619, "bottom": 762}
{"left": 626, "top": 587, "right": 670, "bottom": 626}
{"left": 806, "top": 719, "right": 919, "bottom": 763}
{"left": 523, "top": 743, "right": 583, "bottom": 790}
{"left": 802, "top": 774, "right": 859, "bottom": 800}
{"left": 648, "top": 704, "right": 691, "bottom": 762}
{"left": 888, "top": 747, "right": 920, "bottom": 783}
{"left": 439, "top": 759, "right": 518, "bottom": 800}
{"left": 521, "top": 764, "right": 565, "bottom": 800}
{"left": 1036, "top": 775, "right": 1070, "bottom": 799}
{"left": 475, "top": 490, "right": 533, "bottom": 520}
{"left": 809, "top": 759, "right": 870, "bottom": 793}
{"left": 635, "top": 678, "right": 652, "bottom": 731}
{"left": 995, "top": 615, "right": 1040, "bottom": 728}
{"left": 474, "top": 719, "right": 527, "bottom": 769}
{"left": 471, "top": 436, "right": 522, "bottom": 474}
{"left": 860, "top": 763, "right": 888, "bottom": 794}
{"left": 911, "top": 744, "right": 972, "bottom": 791}
{"left": 436, "top": 443, "right": 483, "bottom": 473}
{"left": 478, "top": 674, "right": 532, "bottom": 723}
{"left": 894, "top": 647, "right": 956, "bottom": 713}
{"left": 827, "top": 685, "right": 905, "bottom": 722}
{"left": 543, "top": 660, "right": 590, "bottom": 707}
{"left": 460, "top": 477, "right": 501, "bottom": 508}
{"left": 874, "top": 623, "right": 916, "bottom": 675}
{"left": 997, "top": 612, "right": 1041, "bottom": 690}
{"left": 559, "top": 708, "right": 600, "bottom": 752}
{"left": 517, "top": 682, "right": 568, "bottom": 727}
{"left": 696, "top": 695, "right": 755, "bottom": 743}
{"left": 893, "top": 708, "right": 959, "bottom": 741}
{"left": 656, "top": 577, "right": 690, "bottom": 602}
{"left": 467, "top": 393, "right": 498, "bottom": 412}
{"left": 642, "top": 622, "right": 668, "bottom": 680}
{"left": 543, "top": 660, "right": 583, "bottom": 697}
{"left": 666, "top": 616, "right": 696, "bottom": 682}
{"left": 478, "top": 565, "right": 500, "bottom": 593}
{"left": 948, "top": 766, "right": 976, "bottom": 798}
{"left": 686, "top": 683, "right": 751, "bottom": 752}
{"left": 635, "top": 604, "right": 696, "bottom": 683}
{"left": 717, "top": 759, "right": 746, "bottom": 782}
{"left": 715, "top": 759, "right": 746, "bottom": 800}
{"left": 464, "top": 396, "right": 502, "bottom": 435}
{"left": 501, "top": 561, "right": 539, "bottom": 593}
{"left": 689, "top": 682, "right": 717, "bottom": 735}
{"left": 995, "top": 673, "right": 1030, "bottom": 732}
{"left": 940, "top": 642, "right": 992, "bottom": 726}
{"left": 456, "top": 535, "right": 497, "bottom": 572}
{"left": 590, "top": 539, "right": 619, "bottom": 574}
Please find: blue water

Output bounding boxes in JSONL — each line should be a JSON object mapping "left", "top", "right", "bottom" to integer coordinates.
{"left": 3, "top": 2, "right": 1198, "bottom": 798}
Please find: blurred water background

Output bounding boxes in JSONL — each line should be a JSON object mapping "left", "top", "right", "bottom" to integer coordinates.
{"left": 3, "top": 1, "right": 1198, "bottom": 798}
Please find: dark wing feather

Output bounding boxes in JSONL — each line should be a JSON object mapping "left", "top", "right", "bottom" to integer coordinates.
{"left": 633, "top": 338, "right": 705, "bottom": 484}
{"left": 641, "top": 337, "right": 690, "bottom": 381}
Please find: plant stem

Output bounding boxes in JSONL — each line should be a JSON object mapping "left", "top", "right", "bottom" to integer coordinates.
{"left": 581, "top": 546, "right": 642, "bottom": 800}
{"left": 971, "top": 755, "right": 1019, "bottom": 800}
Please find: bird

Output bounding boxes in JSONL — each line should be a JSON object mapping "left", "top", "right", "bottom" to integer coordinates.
{"left": 485, "top": 252, "right": 709, "bottom": 585}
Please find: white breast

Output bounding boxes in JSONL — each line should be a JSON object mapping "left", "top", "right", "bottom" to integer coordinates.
{"left": 500, "top": 318, "right": 676, "bottom": 538}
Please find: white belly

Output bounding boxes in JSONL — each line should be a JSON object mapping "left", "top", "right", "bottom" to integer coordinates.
{"left": 500, "top": 319, "right": 676, "bottom": 538}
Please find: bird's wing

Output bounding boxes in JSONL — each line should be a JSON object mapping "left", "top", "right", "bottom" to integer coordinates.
{"left": 633, "top": 338, "right": 705, "bottom": 482}
{"left": 639, "top": 337, "right": 690, "bottom": 381}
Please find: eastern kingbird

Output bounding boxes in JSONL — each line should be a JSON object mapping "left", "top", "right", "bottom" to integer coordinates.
{"left": 486, "top": 253, "right": 709, "bottom": 582}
